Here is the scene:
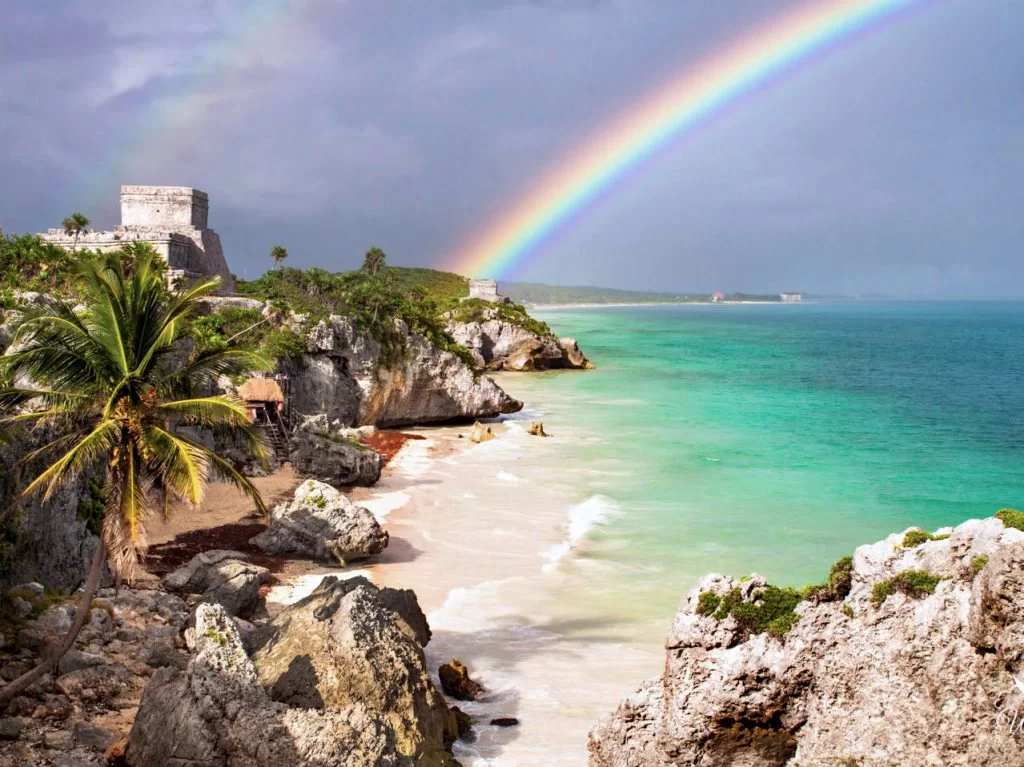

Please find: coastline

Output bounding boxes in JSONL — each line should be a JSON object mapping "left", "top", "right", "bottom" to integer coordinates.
{"left": 351, "top": 401, "right": 663, "bottom": 765}
{"left": 527, "top": 300, "right": 796, "bottom": 310}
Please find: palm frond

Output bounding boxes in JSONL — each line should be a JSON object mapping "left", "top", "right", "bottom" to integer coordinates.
{"left": 20, "top": 420, "right": 120, "bottom": 501}
{"left": 175, "top": 434, "right": 268, "bottom": 515}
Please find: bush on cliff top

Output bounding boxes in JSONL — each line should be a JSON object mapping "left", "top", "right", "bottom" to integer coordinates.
{"left": 696, "top": 584, "right": 803, "bottom": 638}
{"left": 870, "top": 569, "right": 944, "bottom": 607}
{"left": 899, "top": 529, "right": 950, "bottom": 548}
{"left": 996, "top": 508, "right": 1024, "bottom": 531}
{"left": 446, "top": 297, "right": 556, "bottom": 339}
{"left": 235, "top": 251, "right": 477, "bottom": 370}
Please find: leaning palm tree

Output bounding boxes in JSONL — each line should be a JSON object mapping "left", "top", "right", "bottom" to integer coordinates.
{"left": 270, "top": 244, "right": 288, "bottom": 270}
{"left": 61, "top": 212, "right": 90, "bottom": 250}
{"left": 0, "top": 247, "right": 270, "bottom": 707}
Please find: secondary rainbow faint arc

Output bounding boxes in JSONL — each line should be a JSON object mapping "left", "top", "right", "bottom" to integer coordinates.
{"left": 448, "top": 0, "right": 932, "bottom": 279}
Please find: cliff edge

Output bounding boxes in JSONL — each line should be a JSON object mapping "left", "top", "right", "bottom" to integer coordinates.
{"left": 589, "top": 514, "right": 1024, "bottom": 767}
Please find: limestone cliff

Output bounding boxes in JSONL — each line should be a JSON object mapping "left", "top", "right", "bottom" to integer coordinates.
{"left": 447, "top": 317, "right": 592, "bottom": 372}
{"left": 589, "top": 516, "right": 1024, "bottom": 767}
{"left": 286, "top": 316, "right": 522, "bottom": 427}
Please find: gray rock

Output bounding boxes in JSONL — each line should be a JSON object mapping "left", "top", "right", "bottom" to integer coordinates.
{"left": 589, "top": 516, "right": 1024, "bottom": 767}
{"left": 447, "top": 318, "right": 592, "bottom": 372}
{"left": 287, "top": 316, "right": 521, "bottom": 428}
{"left": 250, "top": 480, "right": 388, "bottom": 565}
{"left": 128, "top": 597, "right": 459, "bottom": 766}
{"left": 0, "top": 717, "right": 22, "bottom": 740}
{"left": 10, "top": 596, "right": 32, "bottom": 619}
{"left": 57, "top": 650, "right": 108, "bottom": 676}
{"left": 73, "top": 721, "right": 119, "bottom": 750}
{"left": 163, "top": 550, "right": 270, "bottom": 619}
{"left": 43, "top": 729, "right": 75, "bottom": 750}
{"left": 289, "top": 414, "right": 383, "bottom": 487}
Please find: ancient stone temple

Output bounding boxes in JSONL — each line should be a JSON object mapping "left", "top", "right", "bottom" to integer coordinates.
{"left": 41, "top": 185, "right": 235, "bottom": 293}
{"left": 468, "top": 278, "right": 509, "bottom": 303}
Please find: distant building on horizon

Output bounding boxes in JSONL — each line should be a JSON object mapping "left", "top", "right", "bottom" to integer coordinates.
{"left": 780, "top": 292, "right": 803, "bottom": 303}
{"left": 711, "top": 291, "right": 726, "bottom": 303}
{"left": 40, "top": 185, "right": 235, "bottom": 293}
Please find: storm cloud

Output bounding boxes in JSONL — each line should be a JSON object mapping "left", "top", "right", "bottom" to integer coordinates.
{"left": 1, "top": 0, "right": 1021, "bottom": 296}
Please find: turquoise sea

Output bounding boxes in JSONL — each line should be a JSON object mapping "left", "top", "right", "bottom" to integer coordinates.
{"left": 507, "top": 301, "right": 1024, "bottom": 631}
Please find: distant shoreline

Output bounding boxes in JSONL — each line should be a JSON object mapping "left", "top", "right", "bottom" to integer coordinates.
{"left": 526, "top": 300, "right": 795, "bottom": 310}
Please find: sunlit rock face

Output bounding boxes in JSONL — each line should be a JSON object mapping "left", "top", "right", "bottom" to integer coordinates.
{"left": 589, "top": 517, "right": 1024, "bottom": 767}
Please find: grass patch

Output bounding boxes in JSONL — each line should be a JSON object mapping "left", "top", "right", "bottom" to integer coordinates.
{"left": 996, "top": 508, "right": 1024, "bottom": 531}
{"left": 900, "top": 529, "right": 950, "bottom": 549}
{"left": 801, "top": 555, "right": 854, "bottom": 603}
{"left": 696, "top": 584, "right": 803, "bottom": 638}
{"left": 870, "top": 570, "right": 944, "bottom": 607}
{"left": 970, "top": 555, "right": 989, "bottom": 576}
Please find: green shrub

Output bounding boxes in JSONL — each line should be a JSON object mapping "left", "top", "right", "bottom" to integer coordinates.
{"left": 700, "top": 584, "right": 802, "bottom": 638}
{"left": 900, "top": 529, "right": 950, "bottom": 548}
{"left": 870, "top": 570, "right": 944, "bottom": 607}
{"left": 309, "top": 494, "right": 327, "bottom": 509}
{"left": 970, "top": 555, "right": 989, "bottom": 576}
{"left": 696, "top": 591, "right": 721, "bottom": 616}
{"left": 996, "top": 509, "right": 1024, "bottom": 531}
{"left": 801, "top": 555, "right": 854, "bottom": 603}
{"left": 841, "top": 604, "right": 855, "bottom": 619}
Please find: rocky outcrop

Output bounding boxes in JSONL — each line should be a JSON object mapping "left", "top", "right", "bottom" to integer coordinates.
{"left": 589, "top": 516, "right": 1024, "bottom": 767}
{"left": 127, "top": 579, "right": 459, "bottom": 766}
{"left": 447, "top": 317, "right": 592, "bottom": 372}
{"left": 288, "top": 414, "right": 383, "bottom": 487}
{"left": 285, "top": 317, "right": 522, "bottom": 428}
{"left": 0, "top": 433, "right": 103, "bottom": 593}
{"left": 163, "top": 550, "right": 271, "bottom": 619}
{"left": 250, "top": 479, "right": 388, "bottom": 565}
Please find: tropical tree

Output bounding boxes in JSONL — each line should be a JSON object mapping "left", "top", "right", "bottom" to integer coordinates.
{"left": 61, "top": 212, "right": 91, "bottom": 250}
{"left": 0, "top": 247, "right": 270, "bottom": 707}
{"left": 270, "top": 244, "right": 288, "bottom": 270}
{"left": 361, "top": 247, "right": 387, "bottom": 278}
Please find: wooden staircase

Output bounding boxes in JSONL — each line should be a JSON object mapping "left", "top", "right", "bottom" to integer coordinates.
{"left": 261, "top": 417, "right": 290, "bottom": 462}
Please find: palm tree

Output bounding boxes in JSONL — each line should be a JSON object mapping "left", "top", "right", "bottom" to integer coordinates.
{"left": 0, "top": 247, "right": 270, "bottom": 707}
{"left": 270, "top": 245, "right": 288, "bottom": 270}
{"left": 361, "top": 247, "right": 387, "bottom": 278}
{"left": 61, "top": 212, "right": 91, "bottom": 251}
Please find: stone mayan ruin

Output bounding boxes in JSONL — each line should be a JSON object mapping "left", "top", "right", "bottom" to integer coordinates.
{"left": 468, "top": 278, "right": 508, "bottom": 303}
{"left": 41, "top": 185, "right": 235, "bottom": 293}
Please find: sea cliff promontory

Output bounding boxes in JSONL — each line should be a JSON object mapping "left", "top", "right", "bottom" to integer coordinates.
{"left": 588, "top": 513, "right": 1024, "bottom": 767}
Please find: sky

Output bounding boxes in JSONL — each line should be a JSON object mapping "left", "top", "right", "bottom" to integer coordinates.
{"left": 1, "top": 0, "right": 1022, "bottom": 297}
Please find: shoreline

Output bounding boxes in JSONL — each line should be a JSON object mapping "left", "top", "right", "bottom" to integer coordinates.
{"left": 528, "top": 300, "right": 797, "bottom": 309}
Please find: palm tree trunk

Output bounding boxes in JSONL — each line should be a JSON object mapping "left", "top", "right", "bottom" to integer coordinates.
{"left": 0, "top": 540, "right": 107, "bottom": 710}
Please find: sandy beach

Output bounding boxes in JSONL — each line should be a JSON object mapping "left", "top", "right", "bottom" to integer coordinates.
{"left": 142, "top": 398, "right": 663, "bottom": 765}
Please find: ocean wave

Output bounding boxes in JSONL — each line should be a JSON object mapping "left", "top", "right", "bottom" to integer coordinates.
{"left": 542, "top": 495, "right": 619, "bottom": 572}
{"left": 497, "top": 470, "right": 520, "bottom": 482}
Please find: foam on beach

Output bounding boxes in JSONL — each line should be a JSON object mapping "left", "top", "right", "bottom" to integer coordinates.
{"left": 542, "top": 495, "right": 619, "bottom": 572}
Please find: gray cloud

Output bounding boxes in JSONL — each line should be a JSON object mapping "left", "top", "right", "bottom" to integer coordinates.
{"left": 1, "top": 0, "right": 1021, "bottom": 296}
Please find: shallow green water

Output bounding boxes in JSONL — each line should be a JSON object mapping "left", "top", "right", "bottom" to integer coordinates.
{"left": 505, "top": 302, "right": 1024, "bottom": 629}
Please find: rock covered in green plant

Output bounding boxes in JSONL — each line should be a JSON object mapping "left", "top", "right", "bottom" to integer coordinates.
{"left": 250, "top": 479, "right": 388, "bottom": 565}
{"left": 292, "top": 315, "right": 522, "bottom": 428}
{"left": 289, "top": 414, "right": 383, "bottom": 487}
{"left": 589, "top": 513, "right": 1024, "bottom": 767}
{"left": 446, "top": 300, "right": 593, "bottom": 372}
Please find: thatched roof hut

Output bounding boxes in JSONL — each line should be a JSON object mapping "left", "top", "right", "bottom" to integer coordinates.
{"left": 237, "top": 378, "right": 284, "bottom": 403}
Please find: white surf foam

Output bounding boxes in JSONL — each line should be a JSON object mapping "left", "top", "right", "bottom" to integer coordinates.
{"left": 496, "top": 470, "right": 520, "bottom": 483}
{"left": 542, "top": 495, "right": 619, "bottom": 572}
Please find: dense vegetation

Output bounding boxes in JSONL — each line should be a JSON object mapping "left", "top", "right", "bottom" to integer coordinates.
{"left": 446, "top": 297, "right": 555, "bottom": 339}
{"left": 236, "top": 250, "right": 476, "bottom": 368}
{"left": 0, "top": 231, "right": 106, "bottom": 307}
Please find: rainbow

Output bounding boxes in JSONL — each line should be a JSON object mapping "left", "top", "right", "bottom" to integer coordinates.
{"left": 448, "top": 0, "right": 935, "bottom": 279}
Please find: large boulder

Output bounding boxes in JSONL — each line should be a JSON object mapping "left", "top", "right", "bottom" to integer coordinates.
{"left": 289, "top": 414, "right": 383, "bottom": 487}
{"left": 250, "top": 480, "right": 388, "bottom": 565}
{"left": 447, "top": 318, "right": 592, "bottom": 371}
{"left": 127, "top": 584, "right": 459, "bottom": 766}
{"left": 163, "top": 550, "right": 271, "bottom": 619}
{"left": 285, "top": 316, "right": 521, "bottom": 428}
{"left": 589, "top": 516, "right": 1024, "bottom": 767}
